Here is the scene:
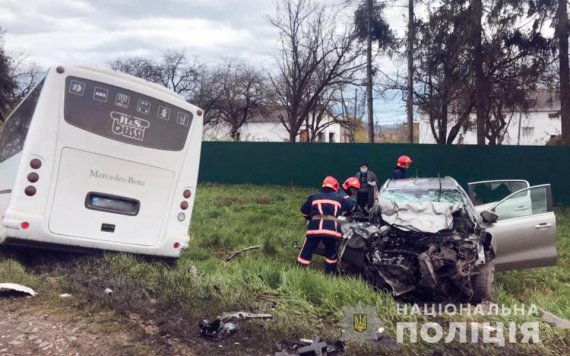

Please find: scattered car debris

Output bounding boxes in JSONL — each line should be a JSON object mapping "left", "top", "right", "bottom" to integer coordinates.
{"left": 0, "top": 283, "right": 37, "bottom": 297}
{"left": 198, "top": 311, "right": 273, "bottom": 340}
{"left": 275, "top": 337, "right": 344, "bottom": 355}
{"left": 104, "top": 288, "right": 113, "bottom": 297}
{"left": 199, "top": 319, "right": 239, "bottom": 339}
{"left": 541, "top": 310, "right": 570, "bottom": 329}
{"left": 219, "top": 311, "right": 273, "bottom": 321}
{"left": 187, "top": 264, "right": 199, "bottom": 276}
{"left": 226, "top": 245, "right": 260, "bottom": 261}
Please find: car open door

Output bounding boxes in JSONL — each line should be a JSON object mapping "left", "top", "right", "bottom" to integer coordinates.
{"left": 482, "top": 184, "right": 557, "bottom": 272}
{"left": 468, "top": 180, "right": 529, "bottom": 208}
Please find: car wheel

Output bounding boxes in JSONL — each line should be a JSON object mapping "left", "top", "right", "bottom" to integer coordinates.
{"left": 471, "top": 259, "right": 495, "bottom": 303}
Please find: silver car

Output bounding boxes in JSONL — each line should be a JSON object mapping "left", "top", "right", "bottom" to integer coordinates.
{"left": 338, "top": 177, "right": 557, "bottom": 302}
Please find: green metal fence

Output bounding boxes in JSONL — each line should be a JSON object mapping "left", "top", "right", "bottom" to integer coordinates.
{"left": 198, "top": 142, "right": 570, "bottom": 205}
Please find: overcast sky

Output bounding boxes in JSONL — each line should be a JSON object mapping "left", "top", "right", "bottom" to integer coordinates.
{"left": 0, "top": 0, "right": 409, "bottom": 124}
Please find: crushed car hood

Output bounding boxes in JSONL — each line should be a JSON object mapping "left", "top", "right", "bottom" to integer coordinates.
{"left": 378, "top": 197, "right": 463, "bottom": 233}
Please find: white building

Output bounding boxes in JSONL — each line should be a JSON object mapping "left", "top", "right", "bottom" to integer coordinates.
{"left": 419, "top": 91, "right": 561, "bottom": 145}
{"left": 203, "top": 113, "right": 352, "bottom": 143}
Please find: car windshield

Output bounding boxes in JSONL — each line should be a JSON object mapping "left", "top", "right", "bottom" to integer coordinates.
{"left": 381, "top": 189, "right": 464, "bottom": 203}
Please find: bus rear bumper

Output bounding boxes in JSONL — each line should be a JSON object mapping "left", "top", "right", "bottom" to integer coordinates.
{"left": 1, "top": 215, "right": 189, "bottom": 258}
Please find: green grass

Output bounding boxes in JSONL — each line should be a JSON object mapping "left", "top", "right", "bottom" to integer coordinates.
{"left": 1, "top": 184, "right": 569, "bottom": 354}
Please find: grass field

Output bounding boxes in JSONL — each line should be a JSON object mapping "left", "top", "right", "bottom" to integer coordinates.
{"left": 1, "top": 184, "right": 569, "bottom": 354}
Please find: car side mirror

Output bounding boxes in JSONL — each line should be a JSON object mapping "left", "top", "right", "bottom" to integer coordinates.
{"left": 481, "top": 210, "right": 498, "bottom": 224}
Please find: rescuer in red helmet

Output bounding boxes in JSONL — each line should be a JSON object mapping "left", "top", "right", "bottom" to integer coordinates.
{"left": 298, "top": 176, "right": 355, "bottom": 273}
{"left": 341, "top": 177, "right": 361, "bottom": 198}
{"left": 392, "top": 155, "right": 413, "bottom": 180}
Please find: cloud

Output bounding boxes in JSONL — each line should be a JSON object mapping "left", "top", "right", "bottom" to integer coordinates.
{"left": 1, "top": 0, "right": 279, "bottom": 67}
{"left": 0, "top": 0, "right": 409, "bottom": 123}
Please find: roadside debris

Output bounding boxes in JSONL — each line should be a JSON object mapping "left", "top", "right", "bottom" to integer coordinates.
{"left": 59, "top": 293, "right": 72, "bottom": 298}
{"left": 199, "top": 319, "right": 239, "bottom": 339}
{"left": 541, "top": 310, "right": 570, "bottom": 329}
{"left": 187, "top": 264, "right": 199, "bottom": 276}
{"left": 199, "top": 310, "right": 273, "bottom": 340}
{"left": 275, "top": 337, "right": 344, "bottom": 355}
{"left": 226, "top": 245, "right": 260, "bottom": 261}
{"left": 104, "top": 288, "right": 113, "bottom": 297}
{"left": 219, "top": 311, "right": 273, "bottom": 321}
{"left": 0, "top": 283, "right": 37, "bottom": 297}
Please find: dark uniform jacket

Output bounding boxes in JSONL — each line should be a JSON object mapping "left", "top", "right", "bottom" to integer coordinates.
{"left": 392, "top": 166, "right": 407, "bottom": 180}
{"left": 300, "top": 188, "right": 355, "bottom": 238}
{"left": 355, "top": 171, "right": 378, "bottom": 192}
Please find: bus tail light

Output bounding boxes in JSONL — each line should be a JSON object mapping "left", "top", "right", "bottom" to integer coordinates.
{"left": 21, "top": 222, "right": 29, "bottom": 230}
{"left": 183, "top": 189, "right": 191, "bottom": 199}
{"left": 27, "top": 172, "right": 39, "bottom": 183}
{"left": 30, "top": 159, "right": 42, "bottom": 169}
{"left": 173, "top": 242, "right": 180, "bottom": 249}
{"left": 25, "top": 186, "right": 36, "bottom": 196}
{"left": 180, "top": 201, "right": 188, "bottom": 210}
{"left": 177, "top": 212, "right": 186, "bottom": 222}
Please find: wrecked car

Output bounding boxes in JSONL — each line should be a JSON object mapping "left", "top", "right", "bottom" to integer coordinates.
{"left": 337, "top": 177, "right": 557, "bottom": 302}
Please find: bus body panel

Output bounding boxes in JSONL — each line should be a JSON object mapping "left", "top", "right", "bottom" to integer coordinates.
{"left": 49, "top": 148, "right": 174, "bottom": 246}
{"left": 0, "top": 153, "right": 21, "bottom": 214}
{"left": 0, "top": 66, "right": 203, "bottom": 257}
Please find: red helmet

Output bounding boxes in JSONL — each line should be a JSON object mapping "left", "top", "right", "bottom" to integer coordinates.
{"left": 322, "top": 176, "right": 339, "bottom": 192}
{"left": 342, "top": 177, "right": 361, "bottom": 191}
{"left": 397, "top": 155, "right": 413, "bottom": 168}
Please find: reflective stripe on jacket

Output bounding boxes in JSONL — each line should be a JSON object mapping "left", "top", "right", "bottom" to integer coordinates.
{"left": 300, "top": 188, "right": 355, "bottom": 238}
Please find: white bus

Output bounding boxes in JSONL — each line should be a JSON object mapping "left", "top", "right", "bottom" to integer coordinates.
{"left": 0, "top": 66, "right": 203, "bottom": 257}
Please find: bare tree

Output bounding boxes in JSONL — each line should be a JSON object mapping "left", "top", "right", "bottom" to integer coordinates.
{"left": 191, "top": 69, "right": 223, "bottom": 126}
{"left": 110, "top": 51, "right": 202, "bottom": 98}
{"left": 109, "top": 56, "right": 158, "bottom": 82}
{"left": 0, "top": 30, "right": 17, "bottom": 123}
{"left": 9, "top": 52, "right": 43, "bottom": 104}
{"left": 109, "top": 51, "right": 225, "bottom": 126}
{"left": 215, "top": 62, "right": 266, "bottom": 141}
{"left": 268, "top": 0, "right": 364, "bottom": 142}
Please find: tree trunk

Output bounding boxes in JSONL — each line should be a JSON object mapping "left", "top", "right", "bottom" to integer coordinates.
{"left": 560, "top": 0, "right": 570, "bottom": 144}
{"left": 473, "top": 0, "right": 485, "bottom": 145}
{"left": 289, "top": 129, "right": 297, "bottom": 142}
{"left": 406, "top": 0, "right": 414, "bottom": 143}
{"left": 366, "top": 0, "right": 375, "bottom": 143}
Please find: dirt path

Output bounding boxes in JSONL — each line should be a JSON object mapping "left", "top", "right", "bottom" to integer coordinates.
{"left": 0, "top": 298, "right": 145, "bottom": 356}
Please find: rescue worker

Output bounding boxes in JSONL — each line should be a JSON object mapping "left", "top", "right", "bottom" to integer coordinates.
{"left": 341, "top": 177, "right": 361, "bottom": 198}
{"left": 298, "top": 176, "right": 356, "bottom": 273}
{"left": 392, "top": 155, "right": 413, "bottom": 180}
{"left": 355, "top": 163, "right": 378, "bottom": 211}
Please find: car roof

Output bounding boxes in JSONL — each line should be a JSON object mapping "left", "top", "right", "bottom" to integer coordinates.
{"left": 383, "top": 177, "right": 460, "bottom": 191}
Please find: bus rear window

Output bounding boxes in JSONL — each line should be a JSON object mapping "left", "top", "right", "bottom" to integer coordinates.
{"left": 64, "top": 76, "right": 192, "bottom": 151}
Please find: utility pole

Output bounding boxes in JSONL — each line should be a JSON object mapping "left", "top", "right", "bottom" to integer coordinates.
{"left": 406, "top": 0, "right": 414, "bottom": 143}
{"left": 353, "top": 88, "right": 358, "bottom": 143}
{"left": 559, "top": 0, "right": 570, "bottom": 144}
{"left": 473, "top": 0, "right": 485, "bottom": 145}
{"left": 366, "top": 0, "right": 374, "bottom": 143}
